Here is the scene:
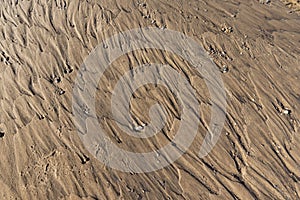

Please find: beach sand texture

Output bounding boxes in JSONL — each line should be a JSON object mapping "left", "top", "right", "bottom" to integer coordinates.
{"left": 0, "top": 0, "right": 299, "bottom": 199}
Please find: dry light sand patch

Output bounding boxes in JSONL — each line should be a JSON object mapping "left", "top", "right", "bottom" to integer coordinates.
{"left": 281, "top": 0, "right": 300, "bottom": 14}
{"left": 0, "top": 0, "right": 299, "bottom": 199}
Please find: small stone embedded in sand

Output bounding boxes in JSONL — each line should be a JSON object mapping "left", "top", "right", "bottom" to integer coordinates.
{"left": 50, "top": 75, "right": 61, "bottom": 84}
{"left": 64, "top": 68, "right": 73, "bottom": 74}
{"left": 221, "top": 65, "right": 229, "bottom": 73}
{"left": 138, "top": 2, "right": 147, "bottom": 8}
{"left": 81, "top": 156, "right": 90, "bottom": 164}
{"left": 59, "top": 90, "right": 65, "bottom": 95}
{"left": 134, "top": 126, "right": 143, "bottom": 132}
{"left": 259, "top": 0, "right": 271, "bottom": 4}
{"left": 282, "top": 108, "right": 291, "bottom": 115}
{"left": 160, "top": 25, "right": 167, "bottom": 30}
{"left": 221, "top": 26, "right": 233, "bottom": 34}
{"left": 143, "top": 14, "right": 150, "bottom": 19}
{"left": 82, "top": 105, "right": 90, "bottom": 114}
{"left": 134, "top": 123, "right": 146, "bottom": 132}
{"left": 0, "top": 132, "right": 4, "bottom": 138}
{"left": 208, "top": 45, "right": 216, "bottom": 54}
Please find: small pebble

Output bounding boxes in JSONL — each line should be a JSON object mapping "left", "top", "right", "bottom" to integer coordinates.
{"left": 143, "top": 14, "right": 150, "bottom": 19}
{"left": 51, "top": 76, "right": 61, "bottom": 84}
{"left": 64, "top": 68, "right": 73, "bottom": 74}
{"left": 134, "top": 123, "right": 146, "bottom": 132}
{"left": 221, "top": 65, "right": 229, "bottom": 73}
{"left": 81, "top": 156, "right": 90, "bottom": 164}
{"left": 282, "top": 109, "right": 291, "bottom": 115}
{"left": 82, "top": 105, "right": 90, "bottom": 114}
{"left": 221, "top": 26, "right": 233, "bottom": 33}
{"left": 160, "top": 25, "right": 167, "bottom": 30}
{"left": 59, "top": 90, "right": 65, "bottom": 95}
{"left": 259, "top": 0, "right": 271, "bottom": 4}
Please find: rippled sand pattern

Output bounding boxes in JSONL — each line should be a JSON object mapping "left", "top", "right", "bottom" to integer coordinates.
{"left": 0, "top": 0, "right": 299, "bottom": 199}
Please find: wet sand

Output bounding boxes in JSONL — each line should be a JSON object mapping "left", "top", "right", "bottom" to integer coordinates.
{"left": 0, "top": 0, "right": 299, "bottom": 199}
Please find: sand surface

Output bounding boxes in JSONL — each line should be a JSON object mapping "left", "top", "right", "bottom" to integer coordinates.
{"left": 0, "top": 0, "right": 299, "bottom": 199}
